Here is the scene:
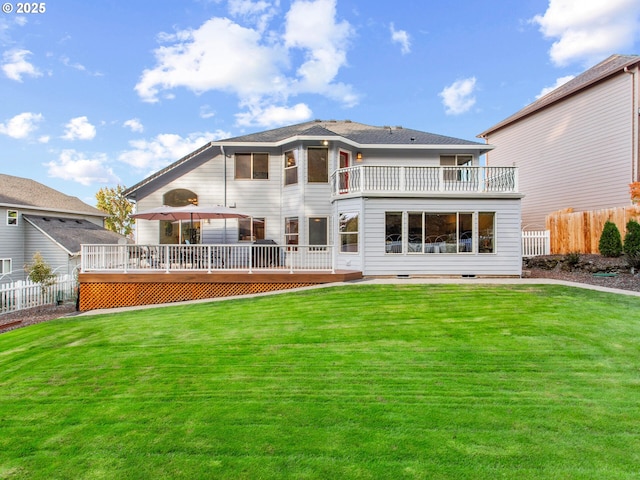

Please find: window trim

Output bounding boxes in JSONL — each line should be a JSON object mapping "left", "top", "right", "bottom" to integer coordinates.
{"left": 7, "top": 210, "right": 18, "bottom": 226}
{"left": 0, "top": 258, "right": 12, "bottom": 274}
{"left": 285, "top": 217, "right": 299, "bottom": 246}
{"left": 284, "top": 150, "right": 298, "bottom": 186}
{"left": 235, "top": 152, "right": 269, "bottom": 180}
{"left": 338, "top": 211, "right": 359, "bottom": 254}
{"left": 308, "top": 216, "right": 329, "bottom": 249}
{"left": 307, "top": 147, "right": 329, "bottom": 183}
{"left": 238, "top": 217, "right": 266, "bottom": 242}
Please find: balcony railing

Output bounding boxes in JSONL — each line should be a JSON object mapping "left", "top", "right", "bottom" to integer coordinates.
{"left": 81, "top": 244, "right": 334, "bottom": 274}
{"left": 331, "top": 165, "right": 518, "bottom": 196}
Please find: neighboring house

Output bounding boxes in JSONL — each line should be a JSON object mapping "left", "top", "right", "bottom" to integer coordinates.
{"left": 0, "top": 174, "right": 126, "bottom": 283}
{"left": 124, "top": 120, "right": 523, "bottom": 277}
{"left": 478, "top": 54, "right": 640, "bottom": 229}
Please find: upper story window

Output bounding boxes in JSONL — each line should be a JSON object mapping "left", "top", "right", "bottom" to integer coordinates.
{"left": 284, "top": 150, "right": 297, "bottom": 186}
{"left": 308, "top": 147, "right": 328, "bottom": 183}
{"left": 7, "top": 210, "right": 18, "bottom": 226}
{"left": 235, "top": 153, "right": 269, "bottom": 180}
{"left": 441, "top": 154, "right": 473, "bottom": 182}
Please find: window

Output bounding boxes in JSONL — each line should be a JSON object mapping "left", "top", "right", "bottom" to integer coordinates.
{"left": 389, "top": 211, "right": 487, "bottom": 254}
{"left": 308, "top": 147, "right": 328, "bottom": 183}
{"left": 284, "top": 150, "right": 297, "bottom": 186}
{"left": 235, "top": 153, "right": 269, "bottom": 179}
{"left": 0, "top": 258, "right": 11, "bottom": 274}
{"left": 309, "top": 217, "right": 328, "bottom": 246}
{"left": 238, "top": 217, "right": 265, "bottom": 241}
{"left": 7, "top": 210, "right": 18, "bottom": 226}
{"left": 479, "top": 212, "right": 495, "bottom": 253}
{"left": 339, "top": 212, "right": 358, "bottom": 253}
{"left": 441, "top": 155, "right": 473, "bottom": 182}
{"left": 385, "top": 212, "right": 403, "bottom": 254}
{"left": 285, "top": 217, "right": 299, "bottom": 245}
{"left": 160, "top": 189, "right": 198, "bottom": 244}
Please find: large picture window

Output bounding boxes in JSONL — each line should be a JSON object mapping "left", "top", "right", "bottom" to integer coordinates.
{"left": 284, "top": 150, "right": 297, "bottom": 186}
{"left": 387, "top": 211, "right": 488, "bottom": 254}
{"left": 7, "top": 210, "right": 17, "bottom": 226}
{"left": 339, "top": 212, "right": 358, "bottom": 253}
{"left": 239, "top": 217, "right": 265, "bottom": 241}
{"left": 235, "top": 153, "right": 269, "bottom": 179}
{"left": 308, "top": 147, "right": 328, "bottom": 183}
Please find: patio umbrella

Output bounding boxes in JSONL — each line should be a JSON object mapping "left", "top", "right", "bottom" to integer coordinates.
{"left": 132, "top": 205, "right": 250, "bottom": 243}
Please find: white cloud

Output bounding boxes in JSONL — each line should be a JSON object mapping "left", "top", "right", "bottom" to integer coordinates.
{"left": 135, "top": 0, "right": 356, "bottom": 127}
{"left": 45, "top": 149, "right": 119, "bottom": 186}
{"left": 62, "top": 116, "right": 96, "bottom": 141}
{"left": 532, "top": 0, "right": 640, "bottom": 66}
{"left": 60, "top": 55, "right": 103, "bottom": 76}
{"left": 118, "top": 130, "right": 231, "bottom": 171}
{"left": 536, "top": 75, "right": 575, "bottom": 99}
{"left": 228, "top": 0, "right": 276, "bottom": 33}
{"left": 0, "top": 112, "right": 43, "bottom": 139}
{"left": 235, "top": 102, "right": 312, "bottom": 128}
{"left": 390, "top": 23, "right": 411, "bottom": 55}
{"left": 439, "top": 77, "right": 477, "bottom": 115}
{"left": 199, "top": 105, "right": 216, "bottom": 119}
{"left": 1, "top": 49, "right": 41, "bottom": 81}
{"left": 123, "top": 118, "right": 144, "bottom": 133}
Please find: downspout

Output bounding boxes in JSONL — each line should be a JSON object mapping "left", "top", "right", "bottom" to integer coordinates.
{"left": 624, "top": 65, "right": 639, "bottom": 184}
{"left": 220, "top": 145, "right": 228, "bottom": 244}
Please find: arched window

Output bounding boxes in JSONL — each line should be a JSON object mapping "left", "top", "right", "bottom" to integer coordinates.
{"left": 159, "top": 189, "right": 199, "bottom": 244}
{"left": 163, "top": 189, "right": 198, "bottom": 207}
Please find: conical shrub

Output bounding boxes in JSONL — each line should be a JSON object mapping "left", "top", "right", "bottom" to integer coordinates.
{"left": 623, "top": 219, "right": 640, "bottom": 256}
{"left": 598, "top": 220, "right": 622, "bottom": 257}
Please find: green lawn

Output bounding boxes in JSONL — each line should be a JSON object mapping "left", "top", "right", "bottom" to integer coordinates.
{"left": 1, "top": 284, "right": 639, "bottom": 479}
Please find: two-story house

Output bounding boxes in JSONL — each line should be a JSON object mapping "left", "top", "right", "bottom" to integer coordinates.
{"left": 0, "top": 173, "right": 126, "bottom": 283}
{"left": 478, "top": 54, "right": 640, "bottom": 229}
{"left": 123, "top": 120, "right": 523, "bottom": 277}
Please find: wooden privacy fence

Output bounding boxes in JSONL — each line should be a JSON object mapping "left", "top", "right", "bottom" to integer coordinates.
{"left": 546, "top": 206, "right": 640, "bottom": 254}
{"left": 0, "top": 274, "right": 76, "bottom": 315}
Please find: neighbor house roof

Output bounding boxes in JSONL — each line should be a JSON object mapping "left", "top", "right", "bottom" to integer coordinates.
{"left": 125, "top": 120, "right": 492, "bottom": 199}
{"left": 478, "top": 54, "right": 640, "bottom": 138}
{"left": 23, "top": 215, "right": 127, "bottom": 255}
{"left": 0, "top": 174, "right": 106, "bottom": 217}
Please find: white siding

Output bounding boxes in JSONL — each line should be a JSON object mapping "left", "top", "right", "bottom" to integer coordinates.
{"left": 25, "top": 222, "right": 73, "bottom": 277}
{"left": 485, "top": 73, "right": 634, "bottom": 228}
{"left": 357, "top": 197, "right": 522, "bottom": 277}
{"left": 0, "top": 207, "right": 25, "bottom": 282}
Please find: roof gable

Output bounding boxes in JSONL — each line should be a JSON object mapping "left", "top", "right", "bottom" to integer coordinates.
{"left": 0, "top": 174, "right": 105, "bottom": 217}
{"left": 23, "top": 215, "right": 128, "bottom": 255}
{"left": 479, "top": 54, "right": 640, "bottom": 137}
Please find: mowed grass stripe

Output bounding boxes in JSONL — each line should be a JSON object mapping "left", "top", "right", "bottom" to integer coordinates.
{"left": 1, "top": 284, "right": 639, "bottom": 479}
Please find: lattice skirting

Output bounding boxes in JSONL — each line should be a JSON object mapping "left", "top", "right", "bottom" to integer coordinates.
{"left": 79, "top": 282, "right": 315, "bottom": 311}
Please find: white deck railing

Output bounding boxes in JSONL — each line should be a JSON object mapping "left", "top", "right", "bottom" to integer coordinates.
{"left": 81, "top": 244, "right": 335, "bottom": 273}
{"left": 331, "top": 165, "right": 518, "bottom": 196}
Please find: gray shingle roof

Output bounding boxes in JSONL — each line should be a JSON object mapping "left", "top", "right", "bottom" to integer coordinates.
{"left": 223, "top": 120, "right": 485, "bottom": 146}
{"left": 0, "top": 174, "right": 106, "bottom": 216}
{"left": 23, "top": 215, "right": 128, "bottom": 255}
{"left": 478, "top": 54, "right": 640, "bottom": 137}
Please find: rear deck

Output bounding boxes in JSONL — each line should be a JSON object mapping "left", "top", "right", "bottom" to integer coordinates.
{"left": 78, "top": 270, "right": 363, "bottom": 311}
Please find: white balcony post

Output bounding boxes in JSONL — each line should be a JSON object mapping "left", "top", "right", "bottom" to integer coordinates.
{"left": 438, "top": 167, "right": 444, "bottom": 192}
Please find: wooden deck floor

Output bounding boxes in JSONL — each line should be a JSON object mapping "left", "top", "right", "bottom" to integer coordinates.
{"left": 78, "top": 270, "right": 363, "bottom": 311}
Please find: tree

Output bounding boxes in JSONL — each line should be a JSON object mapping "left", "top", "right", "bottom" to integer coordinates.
{"left": 25, "top": 252, "right": 56, "bottom": 294}
{"left": 630, "top": 182, "right": 640, "bottom": 204}
{"left": 598, "top": 220, "right": 622, "bottom": 257}
{"left": 96, "top": 185, "right": 135, "bottom": 237}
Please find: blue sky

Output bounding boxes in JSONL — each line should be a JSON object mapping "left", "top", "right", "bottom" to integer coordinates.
{"left": 2, "top": 0, "right": 640, "bottom": 205}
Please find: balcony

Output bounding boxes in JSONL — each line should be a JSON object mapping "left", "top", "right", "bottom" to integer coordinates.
{"left": 331, "top": 165, "right": 518, "bottom": 196}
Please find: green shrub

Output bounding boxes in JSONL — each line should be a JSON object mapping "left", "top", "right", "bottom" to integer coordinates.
{"left": 623, "top": 219, "right": 640, "bottom": 256}
{"left": 598, "top": 220, "right": 622, "bottom": 257}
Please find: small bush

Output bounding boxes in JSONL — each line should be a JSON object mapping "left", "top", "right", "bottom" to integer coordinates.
{"left": 623, "top": 219, "right": 640, "bottom": 256}
{"left": 598, "top": 221, "right": 622, "bottom": 257}
{"left": 564, "top": 252, "right": 581, "bottom": 267}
